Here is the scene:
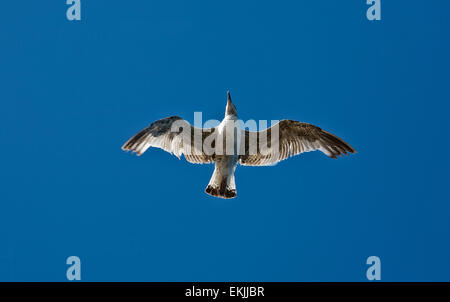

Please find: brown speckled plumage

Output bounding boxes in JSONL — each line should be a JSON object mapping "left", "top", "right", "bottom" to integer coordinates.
{"left": 239, "top": 120, "right": 355, "bottom": 166}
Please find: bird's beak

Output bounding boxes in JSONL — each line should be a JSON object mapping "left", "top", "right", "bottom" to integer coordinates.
{"left": 227, "top": 90, "right": 232, "bottom": 105}
{"left": 225, "top": 90, "right": 237, "bottom": 116}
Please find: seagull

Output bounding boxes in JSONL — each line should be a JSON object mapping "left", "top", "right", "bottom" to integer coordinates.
{"left": 122, "top": 91, "right": 356, "bottom": 199}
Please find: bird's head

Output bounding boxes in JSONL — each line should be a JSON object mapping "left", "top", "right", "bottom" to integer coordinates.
{"left": 225, "top": 90, "right": 238, "bottom": 118}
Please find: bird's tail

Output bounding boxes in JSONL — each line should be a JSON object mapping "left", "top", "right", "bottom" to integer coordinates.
{"left": 205, "top": 168, "right": 237, "bottom": 199}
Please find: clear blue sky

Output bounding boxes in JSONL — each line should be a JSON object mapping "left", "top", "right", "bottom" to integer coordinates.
{"left": 0, "top": 1, "right": 449, "bottom": 281}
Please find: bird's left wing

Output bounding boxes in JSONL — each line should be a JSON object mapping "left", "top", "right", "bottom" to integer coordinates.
{"left": 239, "top": 120, "right": 355, "bottom": 166}
{"left": 122, "top": 116, "right": 216, "bottom": 164}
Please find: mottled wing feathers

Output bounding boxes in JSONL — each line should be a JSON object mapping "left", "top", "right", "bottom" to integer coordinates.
{"left": 239, "top": 120, "right": 355, "bottom": 166}
{"left": 121, "top": 116, "right": 215, "bottom": 164}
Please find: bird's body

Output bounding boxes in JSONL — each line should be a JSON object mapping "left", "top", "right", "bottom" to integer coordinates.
{"left": 122, "top": 91, "right": 356, "bottom": 199}
{"left": 205, "top": 105, "right": 239, "bottom": 198}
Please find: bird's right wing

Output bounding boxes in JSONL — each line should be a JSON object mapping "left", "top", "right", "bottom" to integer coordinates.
{"left": 122, "top": 116, "right": 216, "bottom": 164}
{"left": 239, "top": 120, "right": 355, "bottom": 166}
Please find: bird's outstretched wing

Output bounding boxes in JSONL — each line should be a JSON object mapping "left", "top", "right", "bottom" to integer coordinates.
{"left": 239, "top": 120, "right": 355, "bottom": 166}
{"left": 122, "top": 116, "right": 216, "bottom": 164}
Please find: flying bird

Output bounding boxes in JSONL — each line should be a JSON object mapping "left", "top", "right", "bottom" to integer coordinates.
{"left": 122, "top": 91, "right": 356, "bottom": 199}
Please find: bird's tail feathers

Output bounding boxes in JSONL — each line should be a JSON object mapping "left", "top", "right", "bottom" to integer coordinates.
{"left": 205, "top": 168, "right": 236, "bottom": 199}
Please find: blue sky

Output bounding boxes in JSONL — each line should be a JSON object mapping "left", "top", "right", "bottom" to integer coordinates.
{"left": 0, "top": 1, "right": 449, "bottom": 281}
